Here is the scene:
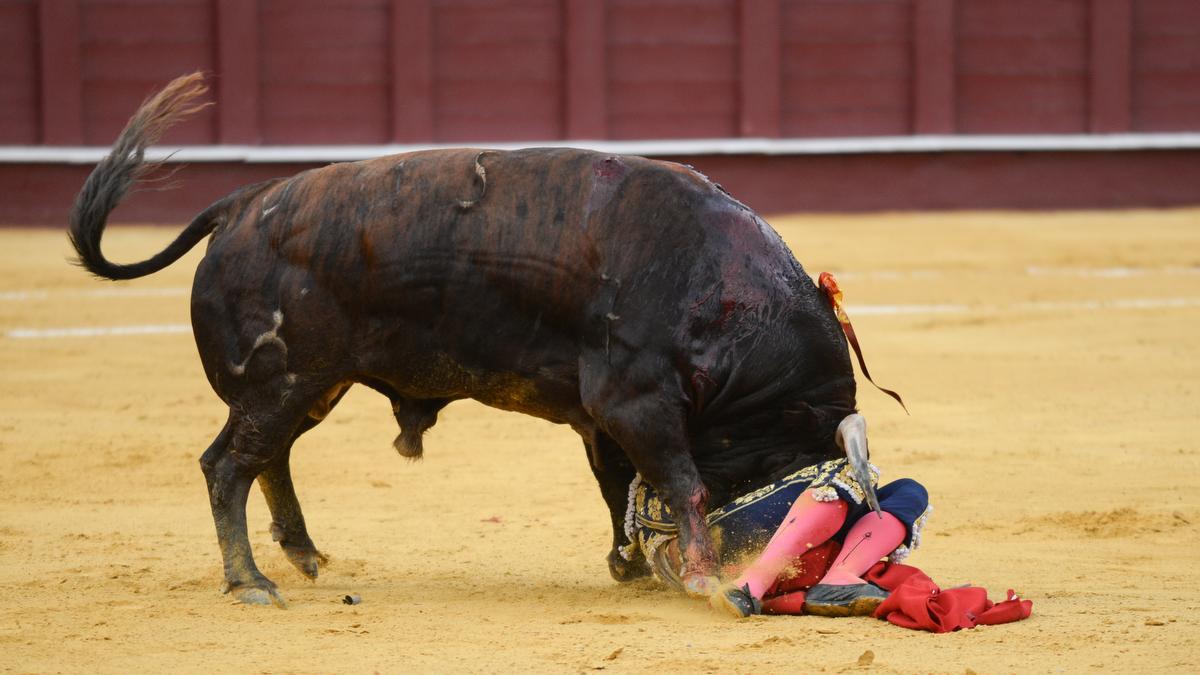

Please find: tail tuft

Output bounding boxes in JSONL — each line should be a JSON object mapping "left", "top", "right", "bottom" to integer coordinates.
{"left": 68, "top": 72, "right": 214, "bottom": 280}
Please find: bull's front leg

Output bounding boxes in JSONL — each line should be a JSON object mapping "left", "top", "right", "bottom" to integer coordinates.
{"left": 581, "top": 367, "right": 719, "bottom": 597}
{"left": 646, "top": 452, "right": 719, "bottom": 597}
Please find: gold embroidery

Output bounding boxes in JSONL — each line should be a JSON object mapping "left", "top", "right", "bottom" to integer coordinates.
{"left": 634, "top": 458, "right": 887, "bottom": 586}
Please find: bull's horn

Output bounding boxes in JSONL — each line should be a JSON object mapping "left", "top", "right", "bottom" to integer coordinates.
{"left": 836, "top": 413, "right": 883, "bottom": 517}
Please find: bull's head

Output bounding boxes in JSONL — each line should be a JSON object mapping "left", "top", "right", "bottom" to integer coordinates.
{"left": 835, "top": 413, "right": 882, "bottom": 517}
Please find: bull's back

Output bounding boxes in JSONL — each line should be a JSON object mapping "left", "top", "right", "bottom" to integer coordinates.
{"left": 195, "top": 147, "right": 796, "bottom": 419}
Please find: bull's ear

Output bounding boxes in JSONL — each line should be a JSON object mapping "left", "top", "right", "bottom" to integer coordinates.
{"left": 781, "top": 402, "right": 818, "bottom": 431}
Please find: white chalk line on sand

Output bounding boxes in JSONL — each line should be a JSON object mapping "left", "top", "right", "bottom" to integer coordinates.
{"left": 6, "top": 324, "right": 192, "bottom": 339}
{"left": 0, "top": 286, "right": 189, "bottom": 302}
{"left": 1024, "top": 265, "right": 1200, "bottom": 279}
{"left": 833, "top": 265, "right": 1200, "bottom": 281}
{"left": 853, "top": 297, "right": 1200, "bottom": 316}
{"left": 8, "top": 297, "right": 1200, "bottom": 340}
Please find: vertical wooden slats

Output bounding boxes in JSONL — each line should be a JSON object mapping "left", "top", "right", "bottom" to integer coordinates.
{"left": 13, "top": 0, "right": 1199, "bottom": 146}
{"left": 38, "top": 0, "right": 84, "bottom": 145}
{"left": 780, "top": 1, "right": 912, "bottom": 137}
{"left": 0, "top": 1, "right": 40, "bottom": 143}
{"left": 738, "top": 0, "right": 781, "bottom": 137}
{"left": 1131, "top": 0, "right": 1200, "bottom": 130}
{"left": 564, "top": 0, "right": 606, "bottom": 139}
{"left": 606, "top": 0, "right": 739, "bottom": 140}
{"left": 434, "top": 0, "right": 563, "bottom": 142}
{"left": 216, "top": 0, "right": 260, "bottom": 144}
{"left": 955, "top": 0, "right": 1089, "bottom": 133}
{"left": 391, "top": 0, "right": 434, "bottom": 142}
{"left": 912, "top": 0, "right": 955, "bottom": 134}
{"left": 1089, "top": 0, "right": 1131, "bottom": 132}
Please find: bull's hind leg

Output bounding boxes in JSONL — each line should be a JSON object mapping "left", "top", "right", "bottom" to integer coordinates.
{"left": 257, "top": 384, "right": 351, "bottom": 579}
{"left": 257, "top": 422, "right": 327, "bottom": 581}
{"left": 200, "top": 386, "right": 329, "bottom": 607}
{"left": 201, "top": 418, "right": 280, "bottom": 606}
{"left": 584, "top": 432, "right": 649, "bottom": 582}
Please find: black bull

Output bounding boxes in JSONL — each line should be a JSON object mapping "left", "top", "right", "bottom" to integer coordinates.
{"left": 69, "top": 74, "right": 865, "bottom": 607}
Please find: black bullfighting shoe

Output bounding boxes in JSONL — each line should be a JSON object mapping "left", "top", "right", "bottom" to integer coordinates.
{"left": 709, "top": 583, "right": 762, "bottom": 619}
{"left": 803, "top": 583, "right": 890, "bottom": 617}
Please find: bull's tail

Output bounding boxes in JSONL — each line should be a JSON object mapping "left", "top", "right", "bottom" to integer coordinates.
{"left": 68, "top": 72, "right": 220, "bottom": 281}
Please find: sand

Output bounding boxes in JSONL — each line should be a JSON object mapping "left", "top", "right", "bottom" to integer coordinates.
{"left": 1, "top": 209, "right": 1197, "bottom": 673}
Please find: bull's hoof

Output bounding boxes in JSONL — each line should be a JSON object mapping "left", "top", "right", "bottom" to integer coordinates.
{"left": 682, "top": 573, "right": 721, "bottom": 598}
{"left": 607, "top": 549, "right": 650, "bottom": 582}
{"left": 222, "top": 578, "right": 288, "bottom": 609}
{"left": 282, "top": 545, "right": 329, "bottom": 581}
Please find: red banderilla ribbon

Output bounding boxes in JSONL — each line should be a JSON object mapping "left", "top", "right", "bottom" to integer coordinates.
{"left": 818, "top": 272, "right": 908, "bottom": 414}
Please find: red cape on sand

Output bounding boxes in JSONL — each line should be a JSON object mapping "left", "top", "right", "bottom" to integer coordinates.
{"left": 757, "top": 541, "right": 1033, "bottom": 632}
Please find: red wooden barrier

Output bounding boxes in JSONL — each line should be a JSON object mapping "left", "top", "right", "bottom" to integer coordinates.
{"left": 391, "top": 0, "right": 435, "bottom": 142}
{"left": 1132, "top": 0, "right": 1200, "bottom": 130}
{"left": 913, "top": 0, "right": 955, "bottom": 134}
{"left": 780, "top": 0, "right": 912, "bottom": 137}
{"left": 12, "top": 0, "right": 1200, "bottom": 146}
{"left": 739, "top": 0, "right": 781, "bottom": 137}
{"left": 564, "top": 0, "right": 607, "bottom": 139}
{"left": 956, "top": 0, "right": 1089, "bottom": 134}
{"left": 0, "top": 1, "right": 40, "bottom": 144}
{"left": 3, "top": 0, "right": 1200, "bottom": 222}
{"left": 78, "top": 0, "right": 216, "bottom": 144}
{"left": 216, "top": 0, "right": 260, "bottom": 144}
{"left": 1090, "top": 0, "right": 1132, "bottom": 132}
{"left": 38, "top": 0, "right": 84, "bottom": 144}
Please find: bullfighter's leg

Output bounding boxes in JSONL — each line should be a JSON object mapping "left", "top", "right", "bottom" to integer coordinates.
{"left": 583, "top": 432, "right": 649, "bottom": 582}
{"left": 709, "top": 491, "right": 849, "bottom": 617}
{"left": 580, "top": 367, "right": 719, "bottom": 597}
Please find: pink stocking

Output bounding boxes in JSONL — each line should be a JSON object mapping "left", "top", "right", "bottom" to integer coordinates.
{"left": 731, "top": 490, "right": 848, "bottom": 598}
{"left": 819, "top": 511, "right": 906, "bottom": 586}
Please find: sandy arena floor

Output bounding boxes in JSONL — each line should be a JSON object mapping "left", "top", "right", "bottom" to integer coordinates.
{"left": 1, "top": 209, "right": 1198, "bottom": 673}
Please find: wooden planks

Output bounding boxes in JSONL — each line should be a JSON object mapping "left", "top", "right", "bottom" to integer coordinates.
{"left": 38, "top": 0, "right": 84, "bottom": 144}
{"left": 77, "top": 0, "right": 216, "bottom": 144}
{"left": 1131, "top": 0, "right": 1200, "bottom": 131}
{"left": 432, "top": 0, "right": 563, "bottom": 142}
{"left": 780, "top": 0, "right": 912, "bottom": 137}
{"left": 607, "top": 0, "right": 739, "bottom": 139}
{"left": 8, "top": 0, "right": 1200, "bottom": 148}
{"left": 216, "top": 0, "right": 260, "bottom": 144}
{"left": 739, "top": 0, "right": 781, "bottom": 138}
{"left": 955, "top": 0, "right": 1089, "bottom": 133}
{"left": 1088, "top": 0, "right": 1131, "bottom": 133}
{"left": 1, "top": 1, "right": 39, "bottom": 144}
{"left": 391, "top": 0, "right": 434, "bottom": 142}
{"left": 564, "top": 0, "right": 606, "bottom": 139}
{"left": 259, "top": 0, "right": 390, "bottom": 143}
{"left": 913, "top": 0, "right": 955, "bottom": 134}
